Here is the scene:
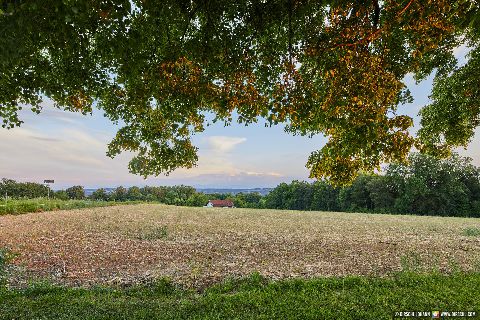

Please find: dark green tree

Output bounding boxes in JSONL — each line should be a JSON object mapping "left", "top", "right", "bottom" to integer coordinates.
{"left": 65, "top": 185, "right": 85, "bottom": 200}
{"left": 365, "top": 175, "right": 396, "bottom": 212}
{"left": 186, "top": 192, "right": 209, "bottom": 207}
{"left": 91, "top": 188, "right": 109, "bottom": 201}
{"left": 264, "top": 183, "right": 290, "bottom": 209}
{"left": 127, "top": 186, "right": 143, "bottom": 201}
{"left": 310, "top": 181, "right": 339, "bottom": 211}
{"left": 111, "top": 186, "right": 127, "bottom": 201}
{"left": 0, "top": 178, "right": 50, "bottom": 198}
{"left": 388, "top": 153, "right": 478, "bottom": 216}
{"left": 338, "top": 175, "right": 374, "bottom": 212}
{"left": 242, "top": 192, "right": 263, "bottom": 208}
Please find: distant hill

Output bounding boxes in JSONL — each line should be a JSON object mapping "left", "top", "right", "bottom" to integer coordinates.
{"left": 84, "top": 187, "right": 272, "bottom": 196}
{"left": 84, "top": 188, "right": 116, "bottom": 196}
{"left": 197, "top": 188, "right": 272, "bottom": 196}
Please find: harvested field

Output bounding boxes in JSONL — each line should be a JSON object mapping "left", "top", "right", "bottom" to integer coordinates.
{"left": 1, "top": 204, "right": 479, "bottom": 288}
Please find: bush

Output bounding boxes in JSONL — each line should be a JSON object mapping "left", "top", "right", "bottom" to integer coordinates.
{"left": 54, "top": 190, "right": 69, "bottom": 200}
{"left": 0, "top": 199, "right": 136, "bottom": 215}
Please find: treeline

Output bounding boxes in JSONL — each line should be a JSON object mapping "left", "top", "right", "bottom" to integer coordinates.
{"left": 88, "top": 186, "right": 264, "bottom": 208}
{"left": 87, "top": 185, "right": 205, "bottom": 206}
{"left": 0, "top": 178, "right": 50, "bottom": 198}
{"left": 0, "top": 178, "right": 256, "bottom": 207}
{"left": 263, "top": 154, "right": 480, "bottom": 217}
{"left": 3, "top": 153, "right": 480, "bottom": 217}
{"left": 0, "top": 181, "right": 208, "bottom": 207}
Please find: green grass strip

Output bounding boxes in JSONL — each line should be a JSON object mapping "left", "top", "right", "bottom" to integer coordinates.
{"left": 1, "top": 272, "right": 479, "bottom": 319}
{"left": 0, "top": 198, "right": 142, "bottom": 215}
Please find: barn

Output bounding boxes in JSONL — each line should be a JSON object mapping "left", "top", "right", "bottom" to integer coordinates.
{"left": 205, "top": 199, "right": 235, "bottom": 208}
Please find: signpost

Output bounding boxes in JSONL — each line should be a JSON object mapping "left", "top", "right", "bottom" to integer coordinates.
{"left": 44, "top": 180, "right": 54, "bottom": 200}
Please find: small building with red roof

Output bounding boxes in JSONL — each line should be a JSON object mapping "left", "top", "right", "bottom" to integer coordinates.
{"left": 206, "top": 199, "right": 235, "bottom": 208}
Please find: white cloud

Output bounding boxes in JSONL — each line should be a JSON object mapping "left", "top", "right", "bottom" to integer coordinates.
{"left": 0, "top": 126, "right": 132, "bottom": 186}
{"left": 205, "top": 136, "right": 247, "bottom": 153}
{"left": 244, "top": 171, "right": 282, "bottom": 177}
{"left": 0, "top": 126, "right": 290, "bottom": 188}
{"left": 18, "top": 100, "right": 89, "bottom": 124}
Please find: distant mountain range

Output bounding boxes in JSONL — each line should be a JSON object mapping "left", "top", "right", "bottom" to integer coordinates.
{"left": 84, "top": 187, "right": 273, "bottom": 196}
{"left": 196, "top": 188, "right": 273, "bottom": 196}
{"left": 84, "top": 188, "right": 115, "bottom": 196}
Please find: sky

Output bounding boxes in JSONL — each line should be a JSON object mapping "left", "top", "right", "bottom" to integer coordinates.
{"left": 1, "top": 46, "right": 479, "bottom": 189}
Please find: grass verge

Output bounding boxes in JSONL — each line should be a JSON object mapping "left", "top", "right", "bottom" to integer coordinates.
{"left": 1, "top": 272, "right": 479, "bottom": 319}
{"left": 0, "top": 198, "right": 141, "bottom": 215}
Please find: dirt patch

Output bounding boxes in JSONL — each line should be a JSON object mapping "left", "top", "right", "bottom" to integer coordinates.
{"left": 1, "top": 204, "right": 479, "bottom": 288}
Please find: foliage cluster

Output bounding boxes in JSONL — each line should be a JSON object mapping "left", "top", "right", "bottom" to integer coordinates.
{"left": 0, "top": 272, "right": 479, "bottom": 319}
{"left": 2, "top": 1, "right": 479, "bottom": 184}
{"left": 0, "top": 178, "right": 50, "bottom": 199}
{"left": 0, "top": 198, "right": 133, "bottom": 215}
{"left": 264, "top": 153, "right": 480, "bottom": 217}
{"left": 0, "top": 179, "right": 86, "bottom": 201}
{"left": 65, "top": 186, "right": 86, "bottom": 200}
{"left": 0, "top": 179, "right": 219, "bottom": 208}
{"left": 91, "top": 185, "right": 202, "bottom": 206}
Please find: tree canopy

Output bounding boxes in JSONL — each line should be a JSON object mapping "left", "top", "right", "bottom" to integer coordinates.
{"left": 263, "top": 153, "right": 480, "bottom": 217}
{"left": 1, "top": 0, "right": 479, "bottom": 184}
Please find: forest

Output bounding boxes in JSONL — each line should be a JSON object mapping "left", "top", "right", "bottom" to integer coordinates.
{"left": 264, "top": 153, "right": 480, "bottom": 217}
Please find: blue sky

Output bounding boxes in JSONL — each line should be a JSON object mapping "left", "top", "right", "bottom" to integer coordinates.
{"left": 1, "top": 46, "right": 478, "bottom": 189}
{"left": 0, "top": 102, "right": 325, "bottom": 189}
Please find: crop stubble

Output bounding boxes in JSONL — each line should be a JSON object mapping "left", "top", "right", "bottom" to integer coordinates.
{"left": 0, "top": 204, "right": 479, "bottom": 288}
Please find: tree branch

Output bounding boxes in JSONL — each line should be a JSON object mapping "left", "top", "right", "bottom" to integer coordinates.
{"left": 372, "top": 0, "right": 380, "bottom": 29}
{"left": 398, "top": 0, "right": 415, "bottom": 16}
{"left": 288, "top": 0, "right": 293, "bottom": 63}
{"left": 317, "top": 0, "right": 416, "bottom": 52}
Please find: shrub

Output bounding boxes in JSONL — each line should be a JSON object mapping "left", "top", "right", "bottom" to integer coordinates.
{"left": 54, "top": 190, "right": 69, "bottom": 200}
